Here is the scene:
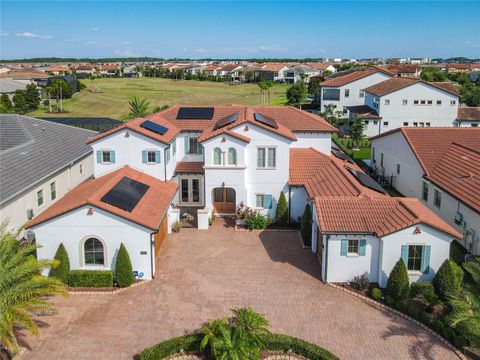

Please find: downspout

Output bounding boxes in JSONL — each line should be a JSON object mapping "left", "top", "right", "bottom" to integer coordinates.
{"left": 324, "top": 234, "right": 330, "bottom": 283}
{"left": 164, "top": 145, "right": 170, "bottom": 181}
{"left": 150, "top": 233, "right": 155, "bottom": 279}
{"left": 288, "top": 186, "right": 292, "bottom": 221}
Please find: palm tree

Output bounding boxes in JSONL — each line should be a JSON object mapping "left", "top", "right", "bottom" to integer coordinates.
{"left": 232, "top": 307, "right": 270, "bottom": 356}
{"left": 128, "top": 96, "right": 150, "bottom": 118}
{"left": 0, "top": 225, "right": 67, "bottom": 356}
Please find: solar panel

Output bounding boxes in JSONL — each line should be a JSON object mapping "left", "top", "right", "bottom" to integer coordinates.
{"left": 213, "top": 113, "right": 238, "bottom": 130}
{"left": 177, "top": 107, "right": 214, "bottom": 120}
{"left": 332, "top": 148, "right": 354, "bottom": 163}
{"left": 254, "top": 113, "right": 278, "bottom": 129}
{"left": 101, "top": 176, "right": 150, "bottom": 212}
{"left": 348, "top": 169, "right": 386, "bottom": 194}
{"left": 140, "top": 120, "right": 169, "bottom": 135}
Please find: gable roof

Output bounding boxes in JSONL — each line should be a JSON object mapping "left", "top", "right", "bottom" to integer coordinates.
{"left": 314, "top": 196, "right": 461, "bottom": 238}
{"left": 0, "top": 115, "right": 96, "bottom": 205}
{"left": 258, "top": 63, "right": 289, "bottom": 72}
{"left": 457, "top": 107, "right": 480, "bottom": 122}
{"left": 364, "top": 77, "right": 459, "bottom": 97}
{"left": 320, "top": 68, "right": 392, "bottom": 87}
{"left": 347, "top": 105, "right": 381, "bottom": 119}
{"left": 26, "top": 166, "right": 178, "bottom": 230}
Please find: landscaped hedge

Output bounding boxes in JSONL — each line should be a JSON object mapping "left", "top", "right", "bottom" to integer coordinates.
{"left": 67, "top": 270, "right": 114, "bottom": 288}
{"left": 137, "top": 332, "right": 338, "bottom": 360}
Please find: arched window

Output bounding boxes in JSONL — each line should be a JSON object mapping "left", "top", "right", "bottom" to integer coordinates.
{"left": 228, "top": 148, "right": 237, "bottom": 165}
{"left": 213, "top": 147, "right": 222, "bottom": 165}
{"left": 84, "top": 238, "right": 105, "bottom": 266}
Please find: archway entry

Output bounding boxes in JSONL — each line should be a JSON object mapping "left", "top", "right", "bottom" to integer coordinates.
{"left": 213, "top": 187, "right": 236, "bottom": 214}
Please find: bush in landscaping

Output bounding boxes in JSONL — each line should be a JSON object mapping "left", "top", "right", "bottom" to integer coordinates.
{"left": 245, "top": 212, "right": 268, "bottom": 230}
{"left": 67, "top": 270, "right": 114, "bottom": 288}
{"left": 385, "top": 294, "right": 395, "bottom": 306}
{"left": 454, "top": 318, "right": 480, "bottom": 348}
{"left": 370, "top": 288, "right": 382, "bottom": 301}
{"left": 172, "top": 221, "right": 182, "bottom": 233}
{"left": 453, "top": 335, "right": 468, "bottom": 348}
{"left": 275, "top": 191, "right": 288, "bottom": 226}
{"left": 410, "top": 281, "right": 439, "bottom": 307}
{"left": 263, "top": 333, "right": 339, "bottom": 360}
{"left": 395, "top": 299, "right": 408, "bottom": 313}
{"left": 115, "top": 243, "right": 133, "bottom": 288}
{"left": 301, "top": 204, "right": 312, "bottom": 246}
{"left": 49, "top": 243, "right": 70, "bottom": 283}
{"left": 407, "top": 306, "right": 420, "bottom": 320}
{"left": 350, "top": 274, "right": 369, "bottom": 291}
{"left": 433, "top": 259, "right": 464, "bottom": 300}
{"left": 432, "top": 319, "right": 446, "bottom": 335}
{"left": 139, "top": 333, "right": 203, "bottom": 360}
{"left": 386, "top": 258, "right": 410, "bottom": 300}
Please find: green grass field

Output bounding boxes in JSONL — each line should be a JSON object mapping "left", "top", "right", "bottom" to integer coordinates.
{"left": 29, "top": 78, "right": 289, "bottom": 119}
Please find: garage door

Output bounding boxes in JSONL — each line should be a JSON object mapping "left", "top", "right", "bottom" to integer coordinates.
{"left": 154, "top": 215, "right": 168, "bottom": 257}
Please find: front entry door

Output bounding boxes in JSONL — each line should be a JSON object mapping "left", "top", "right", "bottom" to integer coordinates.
{"left": 180, "top": 177, "right": 201, "bottom": 205}
{"left": 213, "top": 188, "right": 236, "bottom": 213}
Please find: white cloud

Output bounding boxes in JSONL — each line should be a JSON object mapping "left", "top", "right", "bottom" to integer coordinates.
{"left": 122, "top": 41, "right": 131, "bottom": 45}
{"left": 257, "top": 45, "right": 287, "bottom": 52}
{"left": 195, "top": 48, "right": 207, "bottom": 53}
{"left": 91, "top": 27, "right": 99, "bottom": 31}
{"left": 115, "top": 48, "right": 139, "bottom": 57}
{"left": 64, "top": 38, "right": 80, "bottom": 42}
{"left": 16, "top": 32, "right": 52, "bottom": 39}
{"left": 0, "top": 31, "right": 9, "bottom": 37}
{"left": 183, "top": 48, "right": 188, "bottom": 52}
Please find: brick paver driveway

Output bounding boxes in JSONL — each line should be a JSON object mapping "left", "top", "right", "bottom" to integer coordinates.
{"left": 20, "top": 219, "right": 459, "bottom": 360}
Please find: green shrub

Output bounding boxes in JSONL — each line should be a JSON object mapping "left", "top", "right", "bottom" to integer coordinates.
{"left": 370, "top": 288, "right": 382, "bottom": 301}
{"left": 386, "top": 258, "right": 410, "bottom": 300}
{"left": 115, "top": 243, "right": 133, "bottom": 288}
{"left": 67, "top": 270, "right": 114, "bottom": 287}
{"left": 433, "top": 259, "right": 464, "bottom": 300}
{"left": 432, "top": 319, "right": 446, "bottom": 335}
{"left": 300, "top": 204, "right": 312, "bottom": 246}
{"left": 455, "top": 318, "right": 480, "bottom": 348}
{"left": 407, "top": 306, "right": 420, "bottom": 319}
{"left": 419, "top": 311, "right": 431, "bottom": 324}
{"left": 453, "top": 335, "right": 468, "bottom": 348}
{"left": 172, "top": 221, "right": 182, "bottom": 233}
{"left": 385, "top": 294, "right": 395, "bottom": 306}
{"left": 275, "top": 191, "right": 288, "bottom": 225}
{"left": 410, "top": 281, "right": 434, "bottom": 299}
{"left": 139, "top": 333, "right": 203, "bottom": 360}
{"left": 49, "top": 243, "right": 70, "bottom": 283}
{"left": 395, "top": 299, "right": 407, "bottom": 313}
{"left": 263, "top": 333, "right": 339, "bottom": 360}
{"left": 350, "top": 274, "right": 369, "bottom": 291}
{"left": 442, "top": 327, "right": 455, "bottom": 342}
{"left": 245, "top": 212, "right": 268, "bottom": 230}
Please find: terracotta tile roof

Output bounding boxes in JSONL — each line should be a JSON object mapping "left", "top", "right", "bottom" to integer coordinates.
{"left": 26, "top": 166, "right": 178, "bottom": 230}
{"left": 457, "top": 107, "right": 480, "bottom": 122}
{"left": 0, "top": 70, "right": 50, "bottom": 79}
{"left": 429, "top": 143, "right": 480, "bottom": 213}
{"left": 374, "top": 64, "right": 421, "bottom": 75}
{"left": 259, "top": 63, "right": 289, "bottom": 72}
{"left": 364, "top": 77, "right": 459, "bottom": 97}
{"left": 347, "top": 105, "right": 381, "bottom": 119}
{"left": 204, "top": 65, "right": 221, "bottom": 71}
{"left": 308, "top": 63, "right": 333, "bottom": 70}
{"left": 86, "top": 116, "right": 180, "bottom": 145}
{"left": 447, "top": 63, "right": 469, "bottom": 70}
{"left": 46, "top": 65, "right": 70, "bottom": 72}
{"left": 314, "top": 196, "right": 461, "bottom": 238}
{"left": 75, "top": 64, "right": 95, "bottom": 71}
{"left": 175, "top": 161, "right": 205, "bottom": 174}
{"left": 219, "top": 64, "right": 240, "bottom": 71}
{"left": 100, "top": 64, "right": 119, "bottom": 71}
{"left": 320, "top": 68, "right": 392, "bottom": 87}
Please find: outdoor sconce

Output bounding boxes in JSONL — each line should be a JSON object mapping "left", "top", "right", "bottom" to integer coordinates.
{"left": 244, "top": 125, "right": 249, "bottom": 131}
{"left": 125, "top": 131, "right": 130, "bottom": 138}
{"left": 87, "top": 207, "right": 94, "bottom": 216}
{"left": 413, "top": 227, "right": 421, "bottom": 234}
{"left": 221, "top": 137, "right": 226, "bottom": 142}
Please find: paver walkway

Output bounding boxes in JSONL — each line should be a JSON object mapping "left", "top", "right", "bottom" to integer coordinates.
{"left": 20, "top": 219, "right": 459, "bottom": 360}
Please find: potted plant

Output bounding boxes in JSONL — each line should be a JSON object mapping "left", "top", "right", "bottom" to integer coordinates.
{"left": 234, "top": 202, "right": 253, "bottom": 226}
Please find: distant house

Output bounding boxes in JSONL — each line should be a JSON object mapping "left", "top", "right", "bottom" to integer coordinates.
{"left": 0, "top": 66, "right": 12, "bottom": 74}
{"left": 255, "top": 63, "right": 289, "bottom": 82}
{"left": 381, "top": 64, "right": 422, "bottom": 77}
{"left": 0, "top": 115, "right": 95, "bottom": 232}
{"left": 204, "top": 65, "right": 222, "bottom": 76}
{"left": 185, "top": 64, "right": 206, "bottom": 76}
{"left": 45, "top": 65, "right": 71, "bottom": 75}
{"left": 446, "top": 64, "right": 470, "bottom": 73}
{"left": 308, "top": 63, "right": 337, "bottom": 74}
{"left": 0, "top": 78, "right": 33, "bottom": 98}
{"left": 217, "top": 64, "right": 243, "bottom": 78}
{"left": 75, "top": 64, "right": 96, "bottom": 78}
{"left": 283, "top": 65, "right": 320, "bottom": 83}
{"left": 122, "top": 65, "right": 141, "bottom": 78}
{"left": 99, "top": 64, "right": 121, "bottom": 77}
{"left": 317, "top": 68, "right": 393, "bottom": 115}
{"left": 455, "top": 107, "right": 480, "bottom": 127}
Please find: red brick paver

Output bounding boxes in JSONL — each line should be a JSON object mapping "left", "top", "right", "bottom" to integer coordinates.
{"left": 20, "top": 219, "right": 459, "bottom": 360}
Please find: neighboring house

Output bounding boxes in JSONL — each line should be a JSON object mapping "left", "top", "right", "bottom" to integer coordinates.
{"left": 99, "top": 64, "right": 121, "bottom": 77}
{"left": 45, "top": 65, "right": 71, "bottom": 75}
{"left": 0, "top": 69, "right": 50, "bottom": 81}
{"left": 446, "top": 64, "right": 470, "bottom": 73}
{"left": 283, "top": 65, "right": 320, "bottom": 83}
{"left": 204, "top": 65, "right": 222, "bottom": 76}
{"left": 218, "top": 64, "right": 243, "bottom": 80}
{"left": 308, "top": 63, "right": 337, "bottom": 74}
{"left": 0, "top": 115, "right": 95, "bottom": 232}
{"left": 0, "top": 78, "right": 32, "bottom": 98}
{"left": 317, "top": 68, "right": 393, "bottom": 115}
{"left": 75, "top": 64, "right": 96, "bottom": 78}
{"left": 381, "top": 64, "right": 422, "bottom": 77}
{"left": 122, "top": 65, "right": 141, "bottom": 78}
{"left": 38, "top": 117, "right": 123, "bottom": 132}
{"left": 370, "top": 127, "right": 480, "bottom": 255}
{"left": 0, "top": 66, "right": 12, "bottom": 74}
{"left": 350, "top": 77, "right": 460, "bottom": 137}
{"left": 455, "top": 107, "right": 480, "bottom": 127}
{"left": 185, "top": 64, "right": 206, "bottom": 76}
{"left": 470, "top": 63, "right": 480, "bottom": 72}
{"left": 255, "top": 63, "right": 290, "bottom": 82}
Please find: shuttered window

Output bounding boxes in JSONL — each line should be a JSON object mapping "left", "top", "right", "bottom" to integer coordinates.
{"left": 257, "top": 147, "right": 276, "bottom": 168}
{"left": 213, "top": 148, "right": 222, "bottom": 165}
{"left": 228, "top": 148, "right": 237, "bottom": 165}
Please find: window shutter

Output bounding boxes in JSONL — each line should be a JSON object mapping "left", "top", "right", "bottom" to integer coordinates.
{"left": 184, "top": 137, "right": 189, "bottom": 154}
{"left": 197, "top": 143, "right": 203, "bottom": 155}
{"left": 421, "top": 245, "right": 431, "bottom": 274}
{"left": 142, "top": 150, "right": 147, "bottom": 164}
{"left": 401, "top": 245, "right": 408, "bottom": 265}
{"left": 155, "top": 151, "right": 161, "bottom": 164}
{"left": 268, "top": 148, "right": 276, "bottom": 167}
{"left": 263, "top": 194, "right": 272, "bottom": 209}
{"left": 96, "top": 150, "right": 102, "bottom": 163}
{"left": 359, "top": 239, "right": 366, "bottom": 256}
{"left": 340, "top": 240, "right": 348, "bottom": 256}
{"left": 110, "top": 150, "right": 116, "bottom": 163}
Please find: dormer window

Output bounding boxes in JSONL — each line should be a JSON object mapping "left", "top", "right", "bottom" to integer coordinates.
{"left": 213, "top": 148, "right": 222, "bottom": 165}
{"left": 228, "top": 148, "right": 237, "bottom": 165}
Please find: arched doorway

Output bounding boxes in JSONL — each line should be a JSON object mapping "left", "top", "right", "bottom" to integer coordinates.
{"left": 213, "top": 187, "right": 236, "bottom": 214}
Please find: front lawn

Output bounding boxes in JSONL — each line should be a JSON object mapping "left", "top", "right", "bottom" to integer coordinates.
{"left": 332, "top": 133, "right": 371, "bottom": 160}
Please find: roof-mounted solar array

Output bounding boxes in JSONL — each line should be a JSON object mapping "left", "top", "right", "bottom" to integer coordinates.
{"left": 332, "top": 148, "right": 354, "bottom": 164}
{"left": 140, "top": 120, "right": 169, "bottom": 135}
{"left": 348, "top": 169, "right": 386, "bottom": 194}
{"left": 177, "top": 107, "right": 214, "bottom": 120}
{"left": 213, "top": 113, "right": 238, "bottom": 130}
{"left": 101, "top": 176, "right": 150, "bottom": 212}
{"left": 254, "top": 113, "right": 278, "bottom": 129}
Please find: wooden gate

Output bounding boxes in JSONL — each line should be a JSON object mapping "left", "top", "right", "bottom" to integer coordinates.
{"left": 154, "top": 215, "right": 168, "bottom": 257}
{"left": 213, "top": 188, "right": 236, "bottom": 213}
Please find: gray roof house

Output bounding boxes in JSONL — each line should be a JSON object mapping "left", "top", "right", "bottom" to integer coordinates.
{"left": 0, "top": 115, "right": 96, "bottom": 231}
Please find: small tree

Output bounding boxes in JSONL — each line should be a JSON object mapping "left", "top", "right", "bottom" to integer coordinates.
{"left": 275, "top": 191, "right": 288, "bottom": 225}
{"left": 49, "top": 243, "right": 70, "bottom": 283}
{"left": 25, "top": 83, "right": 41, "bottom": 112}
{"left": 301, "top": 204, "right": 312, "bottom": 246}
{"left": 115, "top": 243, "right": 133, "bottom": 288}
{"left": 12, "top": 90, "right": 28, "bottom": 114}
{"left": 386, "top": 258, "right": 410, "bottom": 300}
{"left": 349, "top": 114, "right": 365, "bottom": 148}
{"left": 433, "top": 259, "right": 464, "bottom": 300}
{"left": 0, "top": 93, "right": 13, "bottom": 112}
{"left": 128, "top": 96, "right": 150, "bottom": 118}
{"left": 286, "top": 81, "right": 306, "bottom": 106}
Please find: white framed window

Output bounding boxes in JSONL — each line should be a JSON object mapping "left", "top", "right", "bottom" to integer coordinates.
{"left": 436, "top": 100, "right": 442, "bottom": 105}
{"left": 380, "top": 153, "right": 384, "bottom": 167}
{"left": 257, "top": 147, "right": 276, "bottom": 169}
{"left": 450, "top": 100, "right": 456, "bottom": 106}
{"left": 227, "top": 148, "right": 237, "bottom": 165}
{"left": 422, "top": 181, "right": 429, "bottom": 202}
{"left": 434, "top": 188, "right": 442, "bottom": 208}
{"left": 255, "top": 194, "right": 272, "bottom": 209}
{"left": 402, "top": 99, "right": 408, "bottom": 105}
{"left": 343, "top": 106, "right": 348, "bottom": 115}
{"left": 373, "top": 120, "right": 378, "bottom": 125}
{"left": 348, "top": 239, "right": 359, "bottom": 255}
{"left": 383, "top": 121, "right": 389, "bottom": 126}
{"left": 396, "top": 163, "right": 400, "bottom": 175}
{"left": 50, "top": 182, "right": 56, "bottom": 201}
{"left": 147, "top": 150, "right": 157, "bottom": 164}
{"left": 384, "top": 99, "right": 390, "bottom": 105}
{"left": 407, "top": 245, "right": 423, "bottom": 271}
{"left": 344, "top": 89, "right": 350, "bottom": 98}
{"left": 37, "top": 189, "right": 43, "bottom": 206}
{"left": 414, "top": 100, "right": 419, "bottom": 105}
{"left": 256, "top": 194, "right": 264, "bottom": 208}
{"left": 80, "top": 164, "right": 83, "bottom": 174}
{"left": 172, "top": 140, "right": 176, "bottom": 155}
{"left": 403, "top": 122, "right": 409, "bottom": 126}
{"left": 427, "top": 100, "right": 433, "bottom": 105}
{"left": 84, "top": 238, "right": 105, "bottom": 266}
{"left": 213, "top": 147, "right": 222, "bottom": 165}
{"left": 413, "top": 122, "right": 418, "bottom": 127}
{"left": 165, "top": 148, "right": 170, "bottom": 163}
{"left": 102, "top": 150, "right": 111, "bottom": 164}
{"left": 359, "top": 90, "right": 364, "bottom": 98}
{"left": 426, "top": 123, "right": 431, "bottom": 127}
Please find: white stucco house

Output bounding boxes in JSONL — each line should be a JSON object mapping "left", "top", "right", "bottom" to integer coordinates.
{"left": 317, "top": 68, "right": 393, "bottom": 116}
{"left": 349, "top": 77, "right": 460, "bottom": 137}
{"left": 25, "top": 105, "right": 460, "bottom": 286}
{"left": 455, "top": 107, "right": 480, "bottom": 127}
{"left": 371, "top": 127, "right": 480, "bottom": 255}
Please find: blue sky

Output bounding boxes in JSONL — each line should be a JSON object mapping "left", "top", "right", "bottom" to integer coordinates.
{"left": 1, "top": 1, "right": 479, "bottom": 59}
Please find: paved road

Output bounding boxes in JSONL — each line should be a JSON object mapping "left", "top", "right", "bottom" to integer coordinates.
{"left": 20, "top": 219, "right": 459, "bottom": 360}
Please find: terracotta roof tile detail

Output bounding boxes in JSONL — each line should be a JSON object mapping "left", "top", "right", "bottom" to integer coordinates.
{"left": 320, "top": 69, "right": 392, "bottom": 87}
{"left": 175, "top": 161, "right": 205, "bottom": 174}
{"left": 457, "top": 107, "right": 480, "bottom": 122}
{"left": 347, "top": 105, "right": 381, "bottom": 119}
{"left": 26, "top": 166, "right": 178, "bottom": 230}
